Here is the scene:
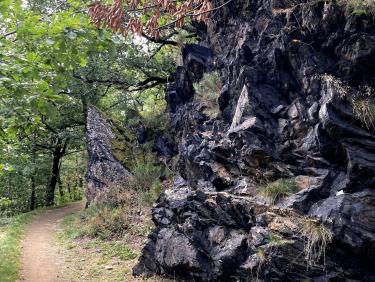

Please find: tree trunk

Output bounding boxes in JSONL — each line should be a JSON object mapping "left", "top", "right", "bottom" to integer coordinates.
{"left": 57, "top": 163, "right": 64, "bottom": 198}
{"left": 45, "top": 149, "right": 61, "bottom": 206}
{"left": 45, "top": 139, "right": 68, "bottom": 206}
{"left": 67, "top": 182, "right": 72, "bottom": 199}
{"left": 30, "top": 176, "right": 36, "bottom": 210}
{"left": 30, "top": 146, "right": 37, "bottom": 211}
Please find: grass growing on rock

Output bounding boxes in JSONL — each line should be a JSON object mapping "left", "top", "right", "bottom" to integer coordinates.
{"left": 259, "top": 179, "right": 298, "bottom": 205}
{"left": 320, "top": 74, "right": 375, "bottom": 130}
{"left": 339, "top": 0, "right": 375, "bottom": 15}
{"left": 267, "top": 233, "right": 295, "bottom": 249}
{"left": 0, "top": 210, "right": 39, "bottom": 282}
{"left": 299, "top": 218, "right": 333, "bottom": 268}
{"left": 349, "top": 90, "right": 375, "bottom": 130}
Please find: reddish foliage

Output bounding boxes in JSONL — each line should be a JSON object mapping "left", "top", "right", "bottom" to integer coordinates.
{"left": 88, "top": 0, "right": 213, "bottom": 38}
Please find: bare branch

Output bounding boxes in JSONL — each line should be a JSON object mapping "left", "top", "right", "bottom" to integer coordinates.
{"left": 141, "top": 32, "right": 178, "bottom": 46}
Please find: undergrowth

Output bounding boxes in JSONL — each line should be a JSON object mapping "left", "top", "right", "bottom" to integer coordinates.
{"left": 63, "top": 180, "right": 158, "bottom": 241}
{"left": 0, "top": 210, "right": 39, "bottom": 282}
{"left": 259, "top": 179, "right": 298, "bottom": 205}
{"left": 79, "top": 204, "right": 130, "bottom": 240}
{"left": 57, "top": 212, "right": 144, "bottom": 282}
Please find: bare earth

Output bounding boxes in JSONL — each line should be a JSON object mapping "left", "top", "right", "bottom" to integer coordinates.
{"left": 19, "top": 203, "right": 83, "bottom": 282}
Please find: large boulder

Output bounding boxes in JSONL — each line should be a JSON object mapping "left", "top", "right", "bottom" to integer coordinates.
{"left": 85, "top": 106, "right": 132, "bottom": 205}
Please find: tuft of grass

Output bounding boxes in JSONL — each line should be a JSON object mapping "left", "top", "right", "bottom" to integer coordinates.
{"left": 339, "top": 0, "right": 375, "bottom": 16}
{"left": 319, "top": 74, "right": 375, "bottom": 130}
{"left": 139, "top": 181, "right": 163, "bottom": 206}
{"left": 58, "top": 214, "right": 139, "bottom": 263}
{"left": 299, "top": 218, "right": 333, "bottom": 268}
{"left": 194, "top": 71, "right": 222, "bottom": 118}
{"left": 349, "top": 89, "right": 375, "bottom": 130}
{"left": 0, "top": 211, "right": 39, "bottom": 281}
{"left": 267, "top": 233, "right": 294, "bottom": 248}
{"left": 259, "top": 179, "right": 298, "bottom": 205}
{"left": 255, "top": 248, "right": 267, "bottom": 281}
{"left": 57, "top": 200, "right": 156, "bottom": 281}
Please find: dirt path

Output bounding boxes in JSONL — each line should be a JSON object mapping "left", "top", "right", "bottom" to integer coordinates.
{"left": 19, "top": 202, "right": 83, "bottom": 282}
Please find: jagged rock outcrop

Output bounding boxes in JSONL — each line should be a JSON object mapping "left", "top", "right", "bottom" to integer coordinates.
{"left": 85, "top": 106, "right": 132, "bottom": 205}
{"left": 134, "top": 0, "right": 375, "bottom": 280}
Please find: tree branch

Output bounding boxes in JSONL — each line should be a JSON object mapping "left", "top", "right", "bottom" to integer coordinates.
{"left": 141, "top": 32, "right": 178, "bottom": 46}
{"left": 73, "top": 73, "right": 171, "bottom": 91}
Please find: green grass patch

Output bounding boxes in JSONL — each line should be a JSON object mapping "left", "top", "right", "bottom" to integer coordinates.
{"left": 259, "top": 179, "right": 298, "bottom": 205}
{"left": 58, "top": 212, "right": 138, "bottom": 268}
{"left": 86, "top": 240, "right": 138, "bottom": 262}
{"left": 0, "top": 210, "right": 39, "bottom": 282}
{"left": 58, "top": 213, "right": 85, "bottom": 241}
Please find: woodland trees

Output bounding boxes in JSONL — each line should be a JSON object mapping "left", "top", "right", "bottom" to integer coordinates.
{"left": 0, "top": 0, "right": 219, "bottom": 213}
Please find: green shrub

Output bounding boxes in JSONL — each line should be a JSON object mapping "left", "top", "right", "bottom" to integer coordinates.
{"left": 194, "top": 71, "right": 222, "bottom": 118}
{"left": 260, "top": 179, "right": 298, "bottom": 205}
{"left": 0, "top": 197, "right": 12, "bottom": 217}
{"left": 131, "top": 160, "right": 163, "bottom": 192}
{"left": 139, "top": 181, "right": 163, "bottom": 206}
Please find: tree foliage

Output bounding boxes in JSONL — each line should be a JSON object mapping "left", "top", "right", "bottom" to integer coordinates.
{"left": 88, "top": 0, "right": 217, "bottom": 38}
{"left": 0, "top": 0, "right": 179, "bottom": 212}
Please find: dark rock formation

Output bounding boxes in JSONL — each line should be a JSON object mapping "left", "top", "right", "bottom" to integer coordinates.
{"left": 134, "top": 0, "right": 375, "bottom": 280}
{"left": 85, "top": 106, "right": 132, "bottom": 205}
{"left": 153, "top": 133, "right": 177, "bottom": 159}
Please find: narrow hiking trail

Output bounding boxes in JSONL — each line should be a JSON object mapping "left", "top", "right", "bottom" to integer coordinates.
{"left": 19, "top": 203, "right": 83, "bottom": 282}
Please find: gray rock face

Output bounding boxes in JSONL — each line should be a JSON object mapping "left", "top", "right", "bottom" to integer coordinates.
{"left": 85, "top": 106, "right": 131, "bottom": 205}
{"left": 134, "top": 0, "right": 375, "bottom": 280}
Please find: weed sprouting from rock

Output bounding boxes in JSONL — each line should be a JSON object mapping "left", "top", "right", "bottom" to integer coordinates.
{"left": 259, "top": 179, "right": 298, "bottom": 205}
{"left": 319, "top": 74, "right": 375, "bottom": 130}
{"left": 299, "top": 218, "right": 333, "bottom": 268}
{"left": 348, "top": 87, "right": 375, "bottom": 130}
{"left": 339, "top": 0, "right": 375, "bottom": 15}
